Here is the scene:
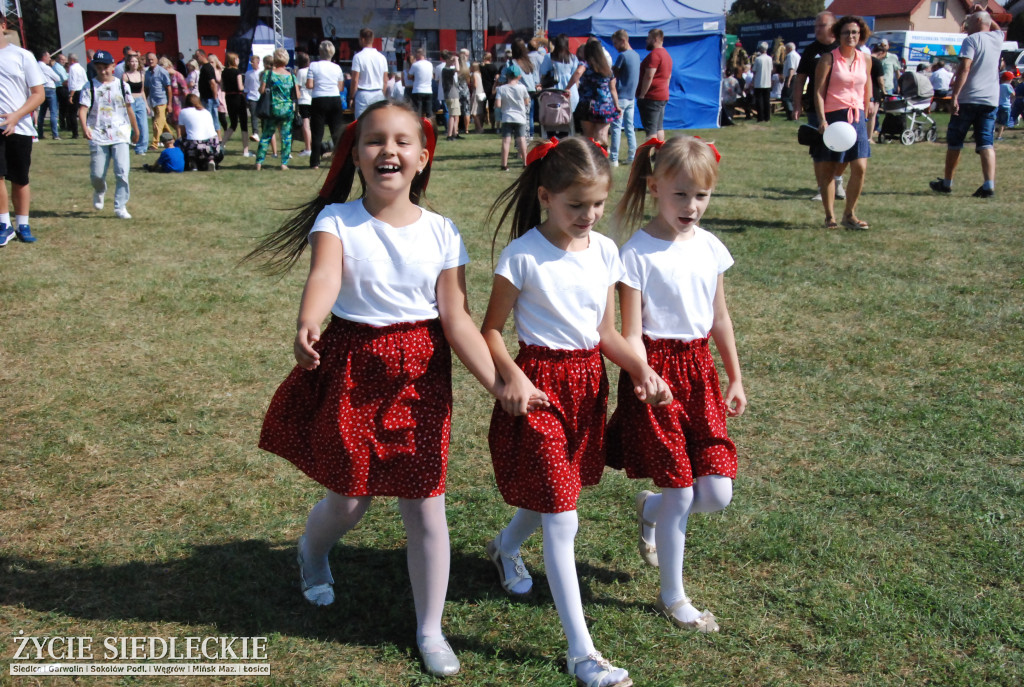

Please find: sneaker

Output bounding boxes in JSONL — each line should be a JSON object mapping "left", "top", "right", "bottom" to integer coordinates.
{"left": 15, "top": 224, "right": 36, "bottom": 243}
{"left": 93, "top": 192, "right": 105, "bottom": 210}
{"left": 811, "top": 191, "right": 823, "bottom": 201}
{"left": 297, "top": 150, "right": 312, "bottom": 157}
{"left": 115, "top": 208, "right": 132, "bottom": 220}
{"left": 835, "top": 183, "right": 846, "bottom": 200}
{"left": 929, "top": 179, "right": 952, "bottom": 194}
{"left": 971, "top": 185, "right": 994, "bottom": 198}
{"left": 53, "top": 136, "right": 62, "bottom": 141}
{"left": 242, "top": 150, "right": 253, "bottom": 157}
{"left": 611, "top": 159, "right": 619, "bottom": 167}
{"left": 250, "top": 133, "right": 260, "bottom": 142}
{"left": 0, "top": 223, "right": 13, "bottom": 247}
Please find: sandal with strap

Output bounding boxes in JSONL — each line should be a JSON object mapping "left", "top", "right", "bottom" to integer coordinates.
{"left": 567, "top": 651, "right": 633, "bottom": 687}
{"left": 841, "top": 216, "right": 869, "bottom": 230}
{"left": 486, "top": 534, "right": 533, "bottom": 597}
{"left": 635, "top": 491, "right": 658, "bottom": 567}
{"left": 297, "top": 536, "right": 335, "bottom": 606}
{"left": 824, "top": 218, "right": 839, "bottom": 229}
{"left": 655, "top": 595, "right": 720, "bottom": 633}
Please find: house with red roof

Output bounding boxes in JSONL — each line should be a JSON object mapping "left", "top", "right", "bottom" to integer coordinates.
{"left": 826, "top": 0, "right": 1011, "bottom": 33}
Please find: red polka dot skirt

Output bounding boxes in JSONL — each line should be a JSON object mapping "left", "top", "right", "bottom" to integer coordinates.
{"left": 259, "top": 316, "right": 453, "bottom": 499}
{"left": 489, "top": 344, "right": 609, "bottom": 514}
{"left": 606, "top": 336, "right": 737, "bottom": 489}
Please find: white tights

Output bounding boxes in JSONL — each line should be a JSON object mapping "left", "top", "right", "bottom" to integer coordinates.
{"left": 644, "top": 476, "right": 732, "bottom": 622}
{"left": 498, "top": 508, "right": 596, "bottom": 658}
{"left": 302, "top": 491, "right": 451, "bottom": 644}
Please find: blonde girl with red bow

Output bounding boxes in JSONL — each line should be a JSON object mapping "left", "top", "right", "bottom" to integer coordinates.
{"left": 606, "top": 136, "right": 746, "bottom": 633}
{"left": 482, "top": 135, "right": 671, "bottom": 687}
{"left": 246, "top": 99, "right": 504, "bottom": 678}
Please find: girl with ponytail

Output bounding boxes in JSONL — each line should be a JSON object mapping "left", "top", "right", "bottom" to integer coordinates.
{"left": 607, "top": 135, "right": 746, "bottom": 634}
{"left": 246, "top": 98, "right": 503, "bottom": 678}
{"left": 481, "top": 135, "right": 670, "bottom": 687}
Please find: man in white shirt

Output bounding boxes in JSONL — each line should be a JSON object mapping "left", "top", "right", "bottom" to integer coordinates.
{"left": 408, "top": 48, "right": 434, "bottom": 119}
{"left": 66, "top": 53, "right": 88, "bottom": 139}
{"left": 349, "top": 27, "right": 388, "bottom": 119}
{"left": 243, "top": 54, "right": 263, "bottom": 141}
{"left": 0, "top": 13, "right": 46, "bottom": 245}
{"left": 36, "top": 51, "right": 62, "bottom": 139}
{"left": 781, "top": 42, "right": 800, "bottom": 120}
{"left": 929, "top": 60, "right": 953, "bottom": 97}
{"left": 751, "top": 42, "right": 773, "bottom": 122}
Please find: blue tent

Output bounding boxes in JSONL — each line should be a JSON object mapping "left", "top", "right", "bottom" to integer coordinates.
{"left": 548, "top": 0, "right": 725, "bottom": 130}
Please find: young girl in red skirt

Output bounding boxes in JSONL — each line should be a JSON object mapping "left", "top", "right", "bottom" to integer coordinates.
{"left": 481, "top": 136, "right": 671, "bottom": 687}
{"left": 246, "top": 99, "right": 503, "bottom": 677}
{"left": 606, "top": 136, "right": 746, "bottom": 633}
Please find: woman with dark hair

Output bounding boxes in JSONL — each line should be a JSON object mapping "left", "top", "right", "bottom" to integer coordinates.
{"left": 177, "top": 93, "right": 223, "bottom": 171}
{"left": 813, "top": 15, "right": 872, "bottom": 230}
{"left": 221, "top": 52, "right": 250, "bottom": 157}
{"left": 567, "top": 38, "right": 620, "bottom": 147}
{"left": 543, "top": 33, "right": 581, "bottom": 113}
{"left": 294, "top": 51, "right": 313, "bottom": 157}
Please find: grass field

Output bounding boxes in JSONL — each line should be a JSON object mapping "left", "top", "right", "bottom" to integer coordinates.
{"left": 1, "top": 116, "right": 1022, "bottom": 687}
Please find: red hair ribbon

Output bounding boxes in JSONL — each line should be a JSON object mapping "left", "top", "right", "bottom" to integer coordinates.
{"left": 418, "top": 116, "right": 437, "bottom": 192}
{"left": 589, "top": 138, "right": 609, "bottom": 157}
{"left": 694, "top": 136, "right": 722, "bottom": 163}
{"left": 526, "top": 136, "right": 559, "bottom": 166}
{"left": 319, "top": 121, "right": 358, "bottom": 200}
{"left": 637, "top": 137, "right": 665, "bottom": 154}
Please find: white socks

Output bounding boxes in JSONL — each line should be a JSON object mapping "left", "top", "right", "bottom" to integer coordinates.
{"left": 498, "top": 508, "right": 598, "bottom": 658}
{"left": 646, "top": 477, "right": 733, "bottom": 623}
{"left": 400, "top": 495, "right": 451, "bottom": 645}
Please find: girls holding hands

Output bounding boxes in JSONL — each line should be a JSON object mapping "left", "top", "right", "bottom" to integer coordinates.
{"left": 482, "top": 136, "right": 670, "bottom": 687}
{"left": 607, "top": 136, "right": 745, "bottom": 633}
{"left": 248, "top": 99, "right": 504, "bottom": 677}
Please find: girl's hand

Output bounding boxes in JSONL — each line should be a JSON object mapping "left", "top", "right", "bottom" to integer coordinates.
{"left": 724, "top": 379, "right": 746, "bottom": 417}
{"left": 499, "top": 376, "right": 548, "bottom": 416}
{"left": 631, "top": 366, "right": 673, "bottom": 406}
{"left": 293, "top": 324, "right": 321, "bottom": 370}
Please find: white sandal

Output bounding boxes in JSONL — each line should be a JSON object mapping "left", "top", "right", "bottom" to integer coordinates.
{"left": 655, "top": 595, "right": 720, "bottom": 633}
{"left": 485, "top": 534, "right": 532, "bottom": 597}
{"left": 634, "top": 491, "right": 658, "bottom": 567}
{"left": 566, "top": 651, "right": 633, "bottom": 687}
{"left": 297, "top": 536, "right": 335, "bottom": 606}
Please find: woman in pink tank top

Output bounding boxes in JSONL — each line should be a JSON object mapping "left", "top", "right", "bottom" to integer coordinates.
{"left": 812, "top": 15, "right": 873, "bottom": 230}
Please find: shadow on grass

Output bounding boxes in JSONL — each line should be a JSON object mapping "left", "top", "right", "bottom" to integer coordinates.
{"left": 704, "top": 217, "right": 805, "bottom": 232}
{"left": 1, "top": 540, "right": 634, "bottom": 654}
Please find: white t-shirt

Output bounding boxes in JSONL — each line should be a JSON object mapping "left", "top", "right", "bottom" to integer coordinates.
{"left": 930, "top": 66, "right": 953, "bottom": 92}
{"left": 497, "top": 82, "right": 529, "bottom": 123}
{"left": 619, "top": 227, "right": 733, "bottom": 341}
{"left": 244, "top": 67, "right": 263, "bottom": 101}
{"left": 0, "top": 44, "right": 45, "bottom": 137}
{"left": 78, "top": 78, "right": 134, "bottom": 145}
{"left": 783, "top": 50, "right": 800, "bottom": 80}
{"left": 495, "top": 228, "right": 624, "bottom": 350}
{"left": 67, "top": 62, "right": 88, "bottom": 92}
{"left": 296, "top": 67, "right": 312, "bottom": 105}
{"left": 309, "top": 200, "right": 469, "bottom": 326}
{"left": 177, "top": 106, "right": 217, "bottom": 141}
{"left": 351, "top": 47, "right": 388, "bottom": 91}
{"left": 308, "top": 60, "right": 342, "bottom": 98}
{"left": 409, "top": 59, "right": 433, "bottom": 94}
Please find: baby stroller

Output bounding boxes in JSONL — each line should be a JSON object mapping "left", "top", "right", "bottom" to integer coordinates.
{"left": 878, "top": 71, "right": 938, "bottom": 145}
{"left": 537, "top": 89, "right": 575, "bottom": 138}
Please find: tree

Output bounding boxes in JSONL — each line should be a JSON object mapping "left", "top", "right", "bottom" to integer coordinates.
{"left": 19, "top": 0, "right": 59, "bottom": 53}
{"left": 727, "top": 0, "right": 825, "bottom": 34}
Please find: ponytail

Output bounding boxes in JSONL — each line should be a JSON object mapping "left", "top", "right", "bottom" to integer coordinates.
{"left": 243, "top": 99, "right": 435, "bottom": 275}
{"left": 487, "top": 136, "right": 611, "bottom": 263}
{"left": 613, "top": 139, "right": 661, "bottom": 236}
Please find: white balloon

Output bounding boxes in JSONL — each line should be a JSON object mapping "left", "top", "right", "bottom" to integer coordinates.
{"left": 823, "top": 121, "right": 858, "bottom": 152}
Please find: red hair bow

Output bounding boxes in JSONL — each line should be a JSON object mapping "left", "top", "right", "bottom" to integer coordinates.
{"left": 319, "top": 116, "right": 438, "bottom": 200}
{"left": 694, "top": 136, "right": 722, "bottom": 163}
{"left": 526, "top": 136, "right": 559, "bottom": 166}
{"left": 637, "top": 137, "right": 665, "bottom": 154}
{"left": 589, "top": 138, "right": 609, "bottom": 157}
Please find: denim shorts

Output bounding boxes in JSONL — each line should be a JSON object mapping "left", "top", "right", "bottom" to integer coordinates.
{"left": 810, "top": 109, "right": 871, "bottom": 163}
{"left": 995, "top": 105, "right": 1010, "bottom": 127}
{"left": 501, "top": 121, "right": 527, "bottom": 139}
{"left": 946, "top": 103, "right": 996, "bottom": 151}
